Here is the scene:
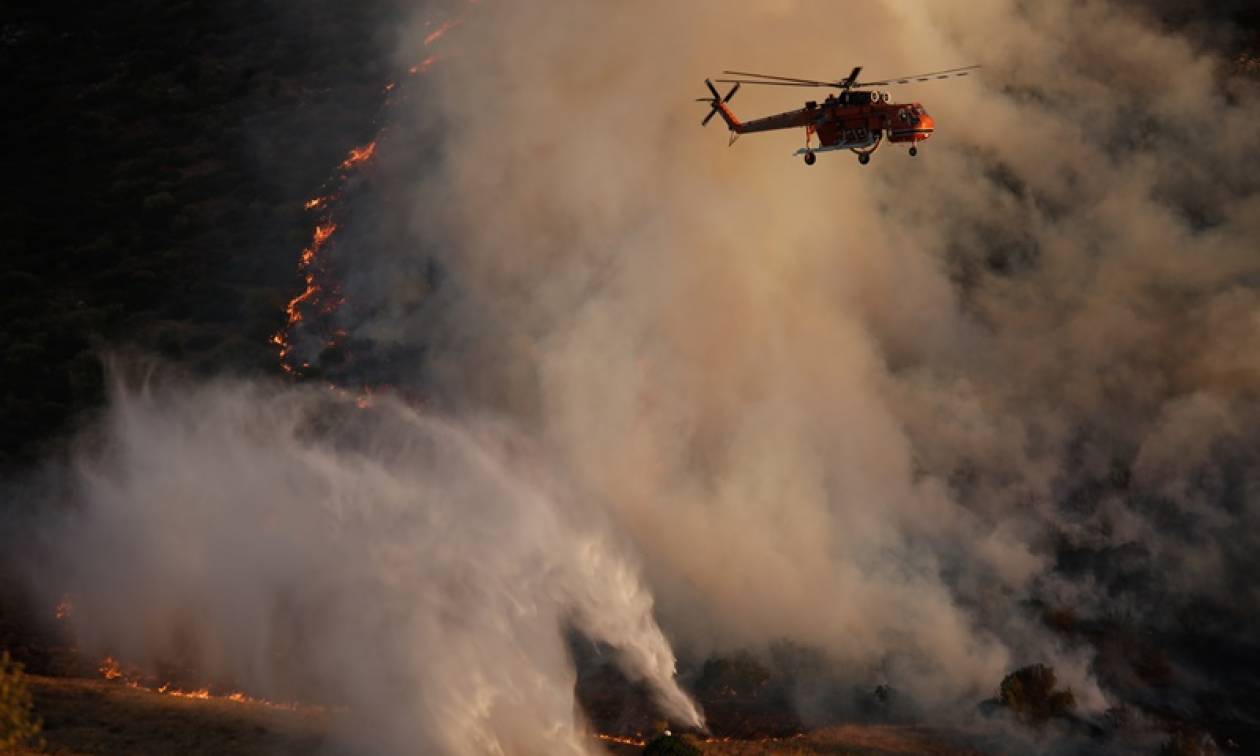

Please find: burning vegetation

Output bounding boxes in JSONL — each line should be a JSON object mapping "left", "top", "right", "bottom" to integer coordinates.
{"left": 94, "top": 653, "right": 304, "bottom": 711}
{"left": 270, "top": 2, "right": 473, "bottom": 378}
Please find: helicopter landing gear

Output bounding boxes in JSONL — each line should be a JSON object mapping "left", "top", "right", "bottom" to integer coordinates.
{"left": 909, "top": 146, "right": 918, "bottom": 157}
{"left": 803, "top": 151, "right": 817, "bottom": 166}
{"left": 858, "top": 152, "right": 871, "bottom": 165}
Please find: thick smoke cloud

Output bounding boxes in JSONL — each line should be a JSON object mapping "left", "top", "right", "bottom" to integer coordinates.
{"left": 29, "top": 0, "right": 1260, "bottom": 752}
{"left": 378, "top": 0, "right": 1258, "bottom": 726}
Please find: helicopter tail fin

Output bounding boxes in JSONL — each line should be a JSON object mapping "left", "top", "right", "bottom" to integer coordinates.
{"left": 698, "top": 79, "right": 742, "bottom": 131}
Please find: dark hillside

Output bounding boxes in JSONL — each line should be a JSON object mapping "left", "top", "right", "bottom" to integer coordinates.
{"left": 1, "top": 0, "right": 401, "bottom": 467}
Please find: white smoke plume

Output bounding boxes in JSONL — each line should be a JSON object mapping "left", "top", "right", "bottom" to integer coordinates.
{"left": 46, "top": 374, "right": 700, "bottom": 754}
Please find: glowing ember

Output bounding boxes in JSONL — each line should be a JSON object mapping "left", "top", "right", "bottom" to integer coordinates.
{"left": 55, "top": 597, "right": 73, "bottom": 620}
{"left": 304, "top": 196, "right": 330, "bottom": 211}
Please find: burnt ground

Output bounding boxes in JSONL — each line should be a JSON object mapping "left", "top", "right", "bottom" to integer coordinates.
{"left": 15, "top": 675, "right": 334, "bottom": 756}
{"left": 16, "top": 674, "right": 984, "bottom": 756}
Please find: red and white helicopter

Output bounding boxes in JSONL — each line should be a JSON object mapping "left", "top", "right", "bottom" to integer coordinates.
{"left": 698, "top": 65, "right": 979, "bottom": 165}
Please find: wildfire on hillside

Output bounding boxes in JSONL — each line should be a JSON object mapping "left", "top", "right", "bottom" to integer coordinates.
{"left": 270, "top": 3, "right": 471, "bottom": 377}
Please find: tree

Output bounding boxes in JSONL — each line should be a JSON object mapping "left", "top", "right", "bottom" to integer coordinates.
{"left": 0, "top": 650, "right": 44, "bottom": 751}
{"left": 997, "top": 664, "right": 1076, "bottom": 725}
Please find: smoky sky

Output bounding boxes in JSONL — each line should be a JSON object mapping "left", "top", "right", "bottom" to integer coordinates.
{"left": 27, "top": 0, "right": 1260, "bottom": 753}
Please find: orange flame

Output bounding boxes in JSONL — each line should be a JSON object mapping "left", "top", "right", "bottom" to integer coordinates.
{"left": 98, "top": 656, "right": 302, "bottom": 710}
{"left": 272, "top": 5, "right": 469, "bottom": 376}
{"left": 311, "top": 222, "right": 337, "bottom": 248}
{"left": 339, "top": 142, "right": 377, "bottom": 171}
{"left": 99, "top": 656, "right": 123, "bottom": 680}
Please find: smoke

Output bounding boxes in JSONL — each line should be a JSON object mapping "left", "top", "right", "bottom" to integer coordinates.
{"left": 44, "top": 373, "right": 700, "bottom": 754}
{"left": 375, "top": 0, "right": 1256, "bottom": 729}
{"left": 25, "top": 0, "right": 1260, "bottom": 751}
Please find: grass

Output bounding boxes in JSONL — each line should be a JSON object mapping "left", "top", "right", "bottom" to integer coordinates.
{"left": 16, "top": 675, "right": 334, "bottom": 756}
{"left": 13, "top": 673, "right": 989, "bottom": 755}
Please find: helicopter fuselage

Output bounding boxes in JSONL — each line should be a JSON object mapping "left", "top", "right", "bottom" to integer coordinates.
{"left": 718, "top": 96, "right": 935, "bottom": 150}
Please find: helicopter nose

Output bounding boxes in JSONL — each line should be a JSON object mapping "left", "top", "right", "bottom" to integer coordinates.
{"left": 916, "top": 112, "right": 935, "bottom": 139}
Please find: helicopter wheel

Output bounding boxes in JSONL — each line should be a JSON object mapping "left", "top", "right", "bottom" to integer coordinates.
{"left": 858, "top": 153, "right": 870, "bottom": 165}
{"left": 909, "top": 146, "right": 918, "bottom": 157}
{"left": 803, "top": 151, "right": 816, "bottom": 166}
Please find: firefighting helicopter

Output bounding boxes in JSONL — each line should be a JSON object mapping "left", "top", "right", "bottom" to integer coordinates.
{"left": 698, "top": 65, "right": 979, "bottom": 165}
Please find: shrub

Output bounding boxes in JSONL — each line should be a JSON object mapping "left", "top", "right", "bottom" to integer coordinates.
{"left": 0, "top": 650, "right": 44, "bottom": 751}
{"left": 997, "top": 664, "right": 1076, "bottom": 725}
{"left": 1159, "top": 729, "right": 1220, "bottom": 756}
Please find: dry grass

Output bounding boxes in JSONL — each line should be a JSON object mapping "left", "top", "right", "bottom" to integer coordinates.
{"left": 697, "top": 725, "right": 986, "bottom": 755}
{"left": 15, "top": 675, "right": 334, "bottom": 756}
{"left": 14, "top": 675, "right": 986, "bottom": 755}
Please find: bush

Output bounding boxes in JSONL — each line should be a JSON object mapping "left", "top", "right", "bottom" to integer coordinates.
{"left": 0, "top": 650, "right": 44, "bottom": 751}
{"left": 642, "top": 734, "right": 701, "bottom": 756}
{"left": 997, "top": 664, "right": 1076, "bottom": 725}
{"left": 1159, "top": 729, "right": 1220, "bottom": 756}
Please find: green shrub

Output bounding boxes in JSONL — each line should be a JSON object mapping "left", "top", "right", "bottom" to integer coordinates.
{"left": 0, "top": 650, "right": 44, "bottom": 751}
{"left": 997, "top": 663, "right": 1076, "bottom": 725}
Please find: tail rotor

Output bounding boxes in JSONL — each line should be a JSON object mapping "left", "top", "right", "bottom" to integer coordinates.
{"left": 698, "top": 78, "right": 740, "bottom": 126}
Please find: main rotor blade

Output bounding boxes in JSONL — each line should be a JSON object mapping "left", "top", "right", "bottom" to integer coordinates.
{"left": 705, "top": 78, "right": 721, "bottom": 99}
{"left": 839, "top": 66, "right": 862, "bottom": 90}
{"left": 721, "top": 70, "right": 838, "bottom": 87}
{"left": 852, "top": 64, "right": 981, "bottom": 88}
{"left": 715, "top": 78, "right": 831, "bottom": 88}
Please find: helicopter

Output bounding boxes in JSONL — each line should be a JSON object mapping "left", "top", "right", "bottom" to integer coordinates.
{"left": 698, "top": 65, "right": 979, "bottom": 166}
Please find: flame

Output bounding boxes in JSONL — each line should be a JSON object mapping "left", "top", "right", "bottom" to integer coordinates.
{"left": 272, "top": 4, "right": 473, "bottom": 376}
{"left": 312, "top": 222, "right": 337, "bottom": 247}
{"left": 339, "top": 142, "right": 377, "bottom": 171}
{"left": 55, "top": 597, "right": 73, "bottom": 620}
{"left": 99, "top": 656, "right": 122, "bottom": 680}
{"left": 97, "top": 656, "right": 302, "bottom": 710}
